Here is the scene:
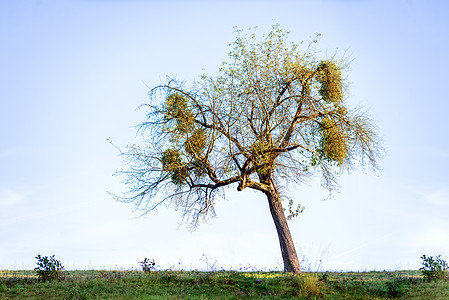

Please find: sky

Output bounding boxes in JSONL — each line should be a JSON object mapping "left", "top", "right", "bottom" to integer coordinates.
{"left": 1, "top": 0, "right": 449, "bottom": 271}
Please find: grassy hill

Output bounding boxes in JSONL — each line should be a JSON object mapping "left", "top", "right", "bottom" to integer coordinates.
{"left": 1, "top": 269, "right": 448, "bottom": 299}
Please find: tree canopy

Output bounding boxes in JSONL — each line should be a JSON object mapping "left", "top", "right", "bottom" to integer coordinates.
{"left": 116, "top": 25, "right": 382, "bottom": 272}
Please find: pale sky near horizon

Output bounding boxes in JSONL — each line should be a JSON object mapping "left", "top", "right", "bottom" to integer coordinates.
{"left": 1, "top": 0, "right": 449, "bottom": 271}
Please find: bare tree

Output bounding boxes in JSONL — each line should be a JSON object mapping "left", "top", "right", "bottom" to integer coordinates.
{"left": 115, "top": 25, "right": 382, "bottom": 273}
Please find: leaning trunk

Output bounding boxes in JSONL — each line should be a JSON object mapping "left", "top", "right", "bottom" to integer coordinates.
{"left": 265, "top": 181, "right": 301, "bottom": 273}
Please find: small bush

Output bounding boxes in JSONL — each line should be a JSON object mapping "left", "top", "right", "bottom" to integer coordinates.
{"left": 385, "top": 278, "right": 409, "bottom": 298}
{"left": 319, "top": 271, "right": 329, "bottom": 283}
{"left": 34, "top": 254, "right": 64, "bottom": 281}
{"left": 420, "top": 254, "right": 448, "bottom": 281}
{"left": 139, "top": 258, "right": 156, "bottom": 273}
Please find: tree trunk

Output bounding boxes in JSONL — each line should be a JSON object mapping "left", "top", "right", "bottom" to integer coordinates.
{"left": 265, "top": 181, "right": 301, "bottom": 273}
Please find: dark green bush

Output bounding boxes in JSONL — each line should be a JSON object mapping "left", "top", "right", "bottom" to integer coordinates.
{"left": 420, "top": 254, "right": 448, "bottom": 281}
{"left": 385, "top": 278, "right": 410, "bottom": 298}
{"left": 34, "top": 254, "right": 64, "bottom": 281}
{"left": 139, "top": 258, "right": 156, "bottom": 273}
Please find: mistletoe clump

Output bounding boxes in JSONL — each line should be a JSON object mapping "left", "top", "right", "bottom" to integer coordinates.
{"left": 161, "top": 148, "right": 188, "bottom": 185}
{"left": 251, "top": 137, "right": 273, "bottom": 176}
{"left": 185, "top": 128, "right": 207, "bottom": 155}
{"left": 316, "top": 60, "right": 343, "bottom": 104}
{"left": 319, "top": 117, "right": 348, "bottom": 165}
{"left": 164, "top": 93, "right": 195, "bottom": 132}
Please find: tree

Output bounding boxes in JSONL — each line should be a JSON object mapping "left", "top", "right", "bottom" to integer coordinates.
{"left": 116, "top": 25, "right": 382, "bottom": 273}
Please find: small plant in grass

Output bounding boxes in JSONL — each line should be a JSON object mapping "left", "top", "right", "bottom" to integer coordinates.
{"left": 139, "top": 258, "right": 156, "bottom": 273}
{"left": 420, "top": 254, "right": 448, "bottom": 281}
{"left": 319, "top": 271, "right": 329, "bottom": 283}
{"left": 385, "top": 278, "right": 410, "bottom": 298}
{"left": 300, "top": 273, "right": 321, "bottom": 297}
{"left": 291, "top": 273, "right": 321, "bottom": 298}
{"left": 34, "top": 254, "right": 64, "bottom": 281}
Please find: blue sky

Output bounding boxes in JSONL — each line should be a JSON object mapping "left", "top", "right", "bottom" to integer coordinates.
{"left": 1, "top": 0, "right": 449, "bottom": 271}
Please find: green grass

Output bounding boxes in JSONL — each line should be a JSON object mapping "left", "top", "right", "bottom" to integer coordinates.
{"left": 0, "top": 269, "right": 447, "bottom": 299}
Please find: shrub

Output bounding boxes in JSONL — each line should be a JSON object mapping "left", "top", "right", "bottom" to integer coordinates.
{"left": 139, "top": 258, "right": 156, "bottom": 273}
{"left": 385, "top": 278, "right": 410, "bottom": 298}
{"left": 34, "top": 254, "right": 64, "bottom": 281}
{"left": 420, "top": 254, "right": 448, "bottom": 281}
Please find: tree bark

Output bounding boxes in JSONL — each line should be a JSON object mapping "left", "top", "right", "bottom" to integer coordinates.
{"left": 264, "top": 181, "right": 301, "bottom": 273}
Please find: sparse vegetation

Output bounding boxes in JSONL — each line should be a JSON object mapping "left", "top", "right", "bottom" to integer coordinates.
{"left": 0, "top": 269, "right": 447, "bottom": 299}
{"left": 1, "top": 254, "right": 447, "bottom": 298}
{"left": 420, "top": 254, "right": 448, "bottom": 281}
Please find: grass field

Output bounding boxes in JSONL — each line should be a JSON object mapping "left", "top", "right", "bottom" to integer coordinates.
{"left": 1, "top": 269, "right": 448, "bottom": 299}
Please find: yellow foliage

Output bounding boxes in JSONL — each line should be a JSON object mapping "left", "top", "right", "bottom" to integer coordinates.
{"left": 316, "top": 60, "right": 343, "bottom": 103}
{"left": 319, "top": 117, "right": 348, "bottom": 165}
{"left": 184, "top": 128, "right": 207, "bottom": 155}
{"left": 250, "top": 138, "right": 273, "bottom": 175}
{"left": 191, "top": 159, "right": 207, "bottom": 177}
{"left": 161, "top": 149, "right": 188, "bottom": 185}
{"left": 164, "top": 93, "right": 195, "bottom": 132}
{"left": 161, "top": 149, "right": 182, "bottom": 172}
